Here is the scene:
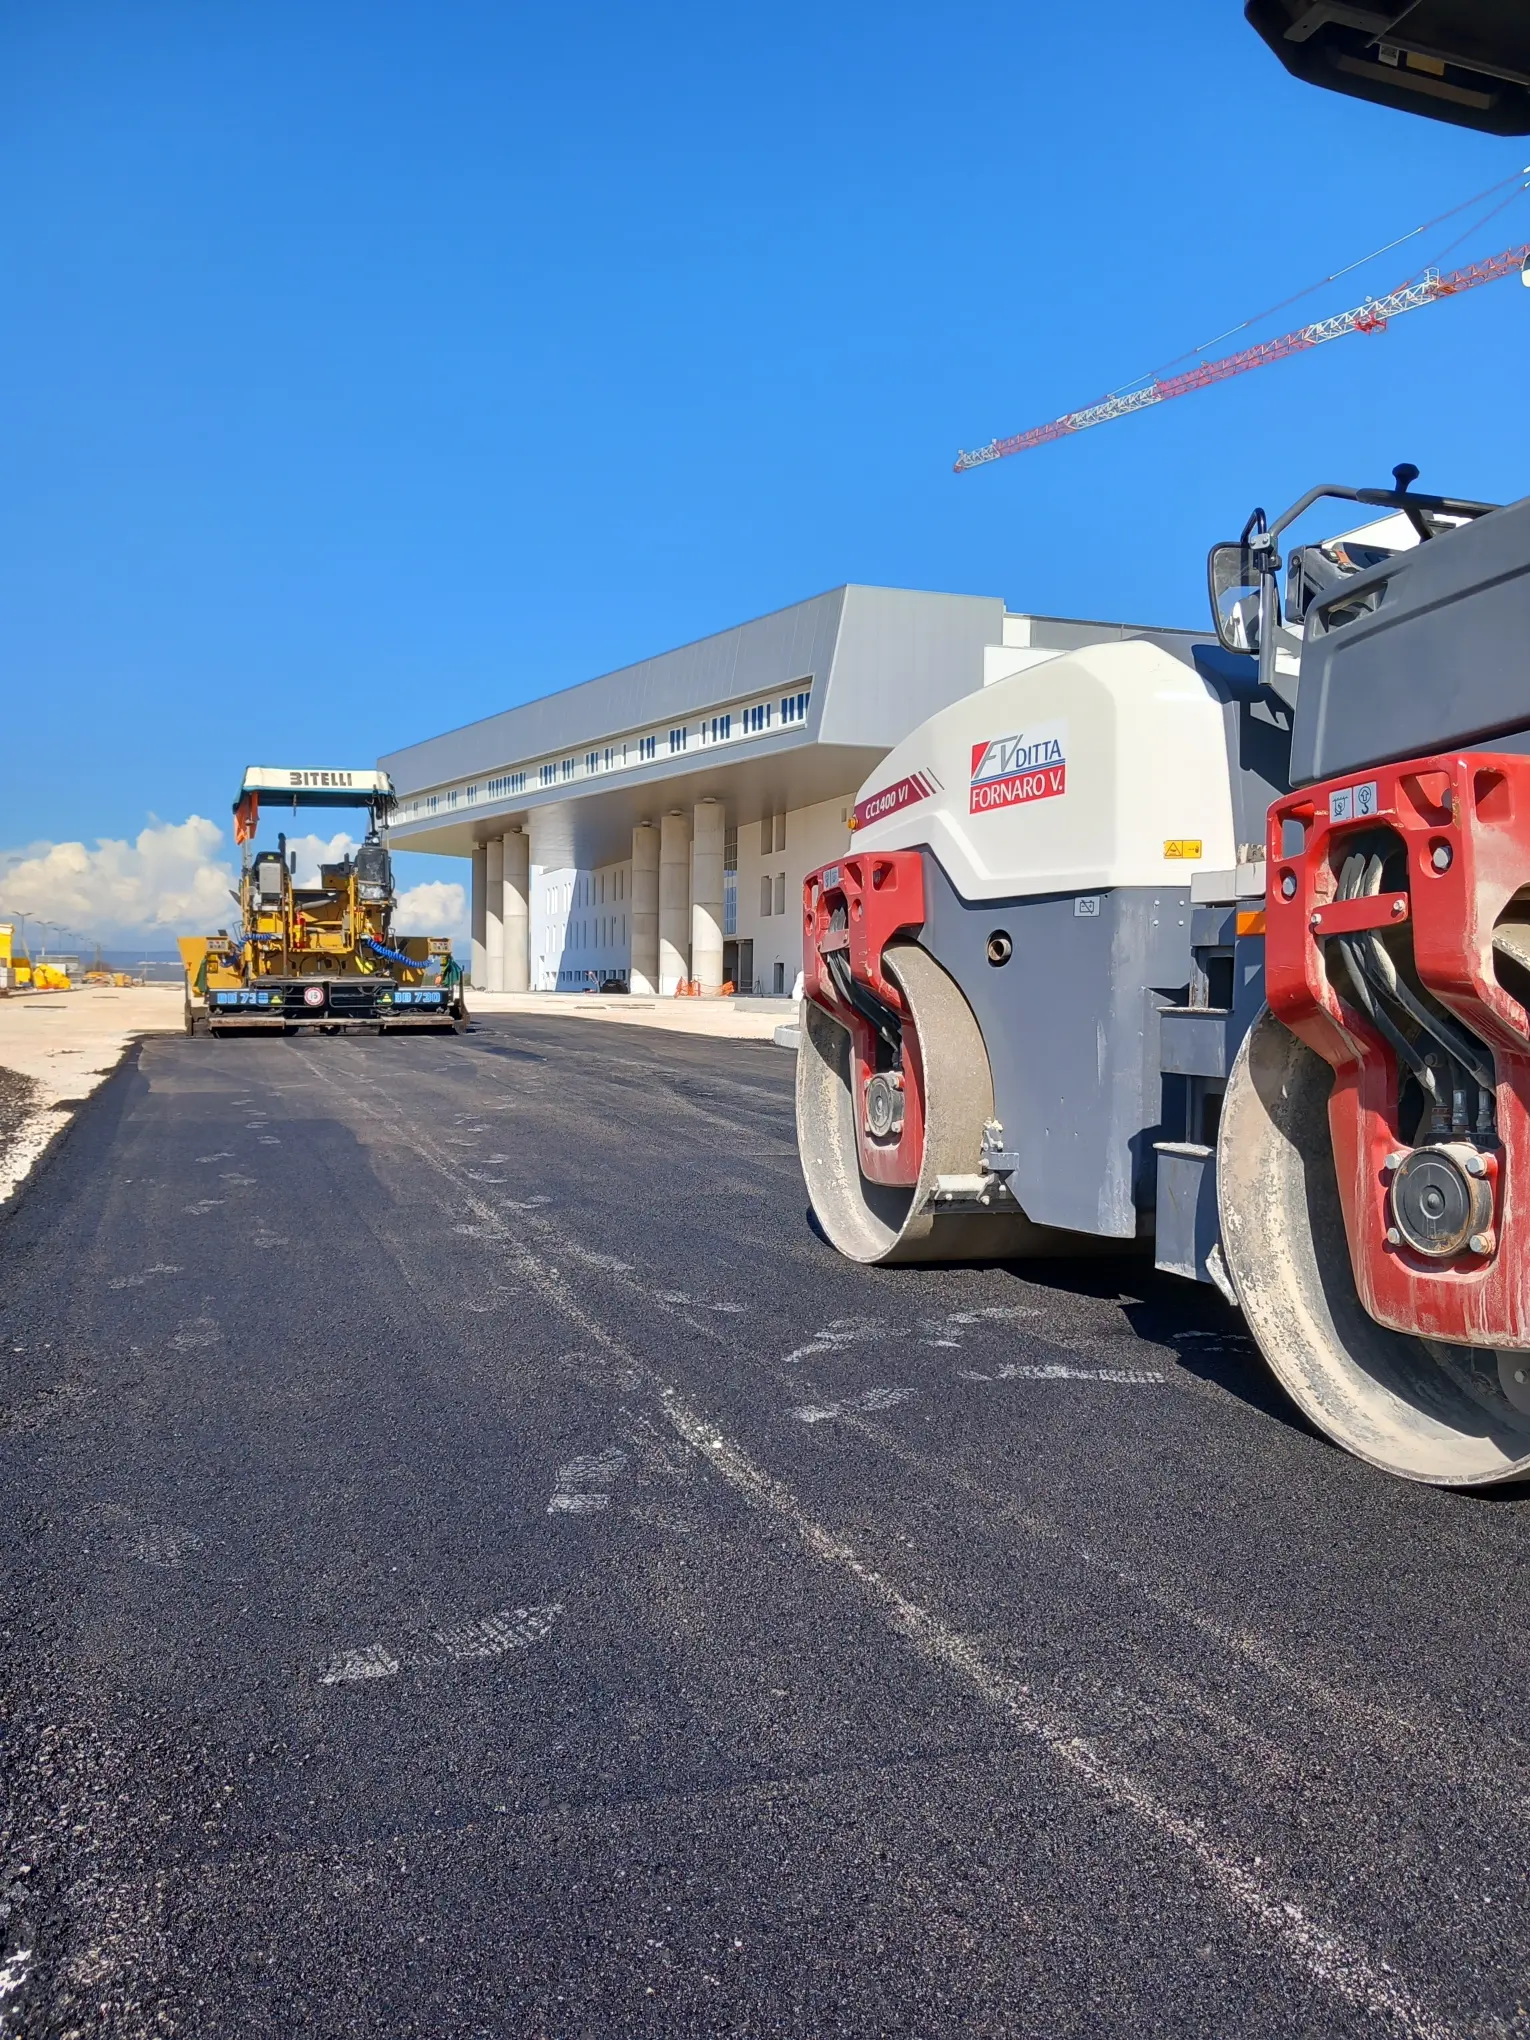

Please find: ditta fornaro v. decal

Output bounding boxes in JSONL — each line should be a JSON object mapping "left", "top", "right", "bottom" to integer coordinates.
{"left": 969, "top": 721, "right": 1067, "bottom": 814}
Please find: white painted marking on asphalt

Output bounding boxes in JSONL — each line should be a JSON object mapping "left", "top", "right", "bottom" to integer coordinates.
{"left": 256, "top": 1136, "right": 281, "bottom": 1145}
{"left": 656, "top": 1291, "right": 746, "bottom": 1312}
{"left": 462, "top": 1282, "right": 520, "bottom": 1313}
{"left": 219, "top": 1173, "right": 256, "bottom": 1186}
{"left": 182, "top": 1200, "right": 224, "bottom": 1214}
{"left": 781, "top": 1316, "right": 899, "bottom": 1364}
{"left": 107, "top": 1263, "right": 182, "bottom": 1290}
{"left": 0, "top": 1937, "right": 35, "bottom": 2014}
{"left": 793, "top": 1387, "right": 917, "bottom": 1424}
{"left": 170, "top": 1319, "right": 223, "bottom": 1350}
{"left": 549, "top": 1445, "right": 627, "bottom": 1513}
{"left": 319, "top": 1605, "right": 562, "bottom": 1682}
{"left": 559, "top": 1448, "right": 629, "bottom": 1483}
{"left": 195, "top": 1152, "right": 234, "bottom": 1163}
{"left": 319, "top": 1644, "right": 402, "bottom": 1684}
{"left": 918, "top": 1305, "right": 1043, "bottom": 1348}
{"left": 958, "top": 1363, "right": 1166, "bottom": 1385}
{"left": 660, "top": 1395, "right": 1454, "bottom": 2040}
{"left": 428, "top": 1605, "right": 561, "bottom": 1660}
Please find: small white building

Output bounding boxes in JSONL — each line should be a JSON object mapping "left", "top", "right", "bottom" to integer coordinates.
{"left": 379, "top": 584, "right": 1194, "bottom": 995}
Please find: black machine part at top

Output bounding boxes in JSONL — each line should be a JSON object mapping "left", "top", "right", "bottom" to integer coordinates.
{"left": 1247, "top": 0, "right": 1530, "bottom": 135}
{"left": 355, "top": 837, "right": 393, "bottom": 904}
{"left": 1207, "top": 467, "right": 1530, "bottom": 788}
{"left": 1289, "top": 486, "right": 1530, "bottom": 785}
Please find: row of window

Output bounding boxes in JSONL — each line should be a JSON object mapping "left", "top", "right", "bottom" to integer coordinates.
{"left": 554, "top": 915, "right": 628, "bottom": 952}
{"left": 401, "top": 684, "right": 812, "bottom": 820}
{"left": 563, "top": 868, "right": 625, "bottom": 908}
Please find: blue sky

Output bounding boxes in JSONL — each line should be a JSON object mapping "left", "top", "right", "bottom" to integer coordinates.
{"left": 2, "top": 0, "right": 1528, "bottom": 935}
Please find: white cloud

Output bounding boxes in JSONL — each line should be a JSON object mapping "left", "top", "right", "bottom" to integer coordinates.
{"left": 395, "top": 880, "right": 467, "bottom": 941}
{"left": 0, "top": 817, "right": 237, "bottom": 945}
{"left": 0, "top": 819, "right": 469, "bottom": 952}
{"left": 287, "top": 832, "right": 357, "bottom": 886}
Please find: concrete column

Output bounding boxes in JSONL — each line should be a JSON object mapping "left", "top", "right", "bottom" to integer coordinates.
{"left": 470, "top": 844, "right": 488, "bottom": 989}
{"left": 658, "top": 809, "right": 691, "bottom": 994}
{"left": 501, "top": 829, "right": 530, "bottom": 993}
{"left": 631, "top": 824, "right": 659, "bottom": 994}
{"left": 485, "top": 835, "right": 504, "bottom": 992}
{"left": 690, "top": 799, "right": 725, "bottom": 994}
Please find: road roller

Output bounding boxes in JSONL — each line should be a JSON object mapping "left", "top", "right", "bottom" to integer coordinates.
{"left": 180, "top": 767, "right": 468, "bottom": 1036}
{"left": 798, "top": 472, "right": 1530, "bottom": 1483}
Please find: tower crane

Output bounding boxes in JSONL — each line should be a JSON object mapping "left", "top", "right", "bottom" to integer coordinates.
{"left": 955, "top": 237, "right": 1530, "bottom": 472}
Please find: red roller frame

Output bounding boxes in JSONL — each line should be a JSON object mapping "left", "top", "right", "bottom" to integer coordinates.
{"left": 1265, "top": 751, "right": 1530, "bottom": 1348}
{"left": 803, "top": 850, "right": 927, "bottom": 1187}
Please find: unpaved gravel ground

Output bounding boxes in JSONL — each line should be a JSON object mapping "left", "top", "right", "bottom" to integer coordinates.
{"left": 0, "top": 988, "right": 183, "bottom": 1206}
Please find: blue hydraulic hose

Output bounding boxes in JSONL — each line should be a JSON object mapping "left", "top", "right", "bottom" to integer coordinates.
{"left": 362, "top": 935, "right": 416, "bottom": 968}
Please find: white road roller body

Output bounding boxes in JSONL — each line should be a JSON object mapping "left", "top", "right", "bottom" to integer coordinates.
{"left": 798, "top": 474, "right": 1530, "bottom": 1484}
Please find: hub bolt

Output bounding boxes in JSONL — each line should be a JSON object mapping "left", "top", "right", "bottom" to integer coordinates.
{"left": 1384, "top": 1151, "right": 1405, "bottom": 1173}
{"left": 1280, "top": 872, "right": 1297, "bottom": 899}
{"left": 1470, "top": 1230, "right": 1494, "bottom": 1255}
{"left": 1465, "top": 1153, "right": 1488, "bottom": 1178}
{"left": 1432, "top": 844, "right": 1453, "bottom": 872}
{"left": 1385, "top": 1226, "right": 1402, "bottom": 1246}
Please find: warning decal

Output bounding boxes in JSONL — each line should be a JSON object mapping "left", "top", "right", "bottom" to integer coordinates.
{"left": 970, "top": 721, "right": 1067, "bottom": 815}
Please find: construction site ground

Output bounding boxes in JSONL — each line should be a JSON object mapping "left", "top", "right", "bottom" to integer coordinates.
{"left": 0, "top": 985, "right": 183, "bottom": 1205}
{"left": 0, "top": 986, "right": 795, "bottom": 1207}
{"left": 466, "top": 988, "right": 797, "bottom": 1038}
{"left": 4, "top": 1011, "right": 1530, "bottom": 2037}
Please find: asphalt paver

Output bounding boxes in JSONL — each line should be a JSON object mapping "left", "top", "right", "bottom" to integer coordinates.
{"left": 4, "top": 1014, "right": 1530, "bottom": 2038}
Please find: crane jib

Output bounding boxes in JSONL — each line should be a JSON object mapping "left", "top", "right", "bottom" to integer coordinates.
{"left": 955, "top": 241, "right": 1530, "bottom": 470}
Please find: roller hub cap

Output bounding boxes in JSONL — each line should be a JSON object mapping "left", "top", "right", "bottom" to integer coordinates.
{"left": 864, "top": 1071, "right": 904, "bottom": 1140}
{"left": 1388, "top": 1145, "right": 1492, "bottom": 1259}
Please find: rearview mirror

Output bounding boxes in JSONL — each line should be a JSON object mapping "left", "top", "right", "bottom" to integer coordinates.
{"left": 1208, "top": 543, "right": 1263, "bottom": 655}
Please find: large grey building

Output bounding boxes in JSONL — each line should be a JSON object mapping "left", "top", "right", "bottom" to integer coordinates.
{"left": 379, "top": 583, "right": 1178, "bottom": 996}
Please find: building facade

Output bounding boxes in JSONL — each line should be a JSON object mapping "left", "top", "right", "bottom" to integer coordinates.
{"left": 379, "top": 584, "right": 1194, "bottom": 994}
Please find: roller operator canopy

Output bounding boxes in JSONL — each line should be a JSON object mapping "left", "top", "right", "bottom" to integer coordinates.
{"left": 237, "top": 767, "right": 397, "bottom": 810}
{"left": 1247, "top": 0, "right": 1530, "bottom": 133}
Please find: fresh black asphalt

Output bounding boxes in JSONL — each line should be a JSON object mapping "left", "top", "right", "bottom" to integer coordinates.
{"left": 4, "top": 1011, "right": 1530, "bottom": 2038}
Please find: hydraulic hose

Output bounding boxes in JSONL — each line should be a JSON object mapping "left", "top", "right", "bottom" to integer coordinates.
{"left": 1332, "top": 851, "right": 1496, "bottom": 1131}
{"left": 824, "top": 945, "right": 903, "bottom": 1057}
{"left": 361, "top": 935, "right": 416, "bottom": 968}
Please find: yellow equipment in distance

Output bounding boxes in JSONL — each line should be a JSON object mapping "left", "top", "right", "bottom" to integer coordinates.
{"left": 179, "top": 767, "right": 467, "bottom": 1035}
{"left": 0, "top": 923, "right": 73, "bottom": 993}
